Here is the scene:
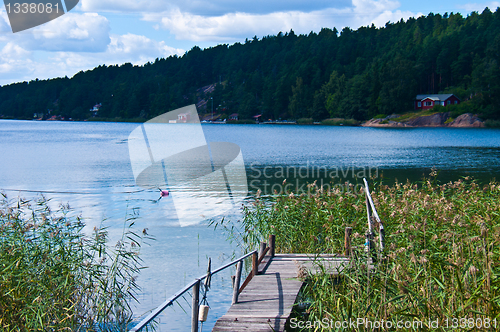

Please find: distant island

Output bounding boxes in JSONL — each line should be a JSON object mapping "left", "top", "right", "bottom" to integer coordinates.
{"left": 0, "top": 8, "right": 499, "bottom": 127}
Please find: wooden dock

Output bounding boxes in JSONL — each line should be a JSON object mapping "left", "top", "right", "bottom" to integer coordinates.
{"left": 212, "top": 253, "right": 349, "bottom": 332}
{"left": 131, "top": 180, "right": 383, "bottom": 332}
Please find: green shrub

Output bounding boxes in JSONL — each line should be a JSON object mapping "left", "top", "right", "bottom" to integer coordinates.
{"left": 485, "top": 119, "right": 500, "bottom": 128}
{"left": 297, "top": 118, "right": 314, "bottom": 125}
{"left": 226, "top": 119, "right": 256, "bottom": 124}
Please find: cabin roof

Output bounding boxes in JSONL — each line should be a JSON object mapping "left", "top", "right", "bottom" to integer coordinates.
{"left": 416, "top": 94, "right": 458, "bottom": 101}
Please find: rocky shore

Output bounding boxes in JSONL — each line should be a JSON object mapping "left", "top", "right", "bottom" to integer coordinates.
{"left": 362, "top": 112, "right": 484, "bottom": 128}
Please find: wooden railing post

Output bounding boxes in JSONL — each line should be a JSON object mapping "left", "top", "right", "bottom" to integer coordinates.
{"left": 344, "top": 227, "right": 352, "bottom": 257}
{"left": 130, "top": 250, "right": 258, "bottom": 332}
{"left": 191, "top": 279, "right": 200, "bottom": 332}
{"left": 259, "top": 242, "right": 267, "bottom": 259}
{"left": 232, "top": 261, "right": 243, "bottom": 304}
{"left": 252, "top": 251, "right": 258, "bottom": 276}
{"left": 269, "top": 234, "right": 275, "bottom": 257}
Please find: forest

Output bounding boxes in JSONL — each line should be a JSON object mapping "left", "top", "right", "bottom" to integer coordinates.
{"left": 0, "top": 7, "right": 499, "bottom": 122}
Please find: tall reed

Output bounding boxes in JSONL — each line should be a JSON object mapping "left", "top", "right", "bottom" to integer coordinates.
{"left": 0, "top": 193, "right": 151, "bottom": 331}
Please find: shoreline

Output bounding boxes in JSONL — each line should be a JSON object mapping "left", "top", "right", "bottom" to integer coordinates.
{"left": 1, "top": 113, "right": 498, "bottom": 128}
{"left": 361, "top": 112, "right": 486, "bottom": 128}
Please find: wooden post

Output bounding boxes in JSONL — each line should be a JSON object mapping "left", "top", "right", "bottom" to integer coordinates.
{"left": 269, "top": 234, "right": 275, "bottom": 257}
{"left": 259, "top": 242, "right": 267, "bottom": 259}
{"left": 191, "top": 279, "right": 200, "bottom": 332}
{"left": 252, "top": 251, "right": 258, "bottom": 276}
{"left": 232, "top": 261, "right": 243, "bottom": 304}
{"left": 344, "top": 227, "right": 352, "bottom": 257}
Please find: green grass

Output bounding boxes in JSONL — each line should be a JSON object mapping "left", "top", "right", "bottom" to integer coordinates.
{"left": 235, "top": 175, "right": 500, "bottom": 330}
{"left": 0, "top": 194, "right": 152, "bottom": 331}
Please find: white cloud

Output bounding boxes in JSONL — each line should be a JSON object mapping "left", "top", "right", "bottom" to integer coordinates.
{"left": 0, "top": 0, "right": 424, "bottom": 85}
{"left": 0, "top": 43, "right": 33, "bottom": 75}
{"left": 0, "top": 12, "right": 111, "bottom": 83}
{"left": 348, "top": 0, "right": 421, "bottom": 27}
{"left": 145, "top": 9, "right": 319, "bottom": 42}
{"left": 23, "top": 13, "right": 111, "bottom": 52}
{"left": 80, "top": 0, "right": 352, "bottom": 15}
{"left": 1, "top": 42, "right": 30, "bottom": 58}
{"left": 81, "top": 0, "right": 171, "bottom": 13}
{"left": 0, "top": 33, "right": 184, "bottom": 85}
{"left": 143, "top": 0, "right": 421, "bottom": 42}
{"left": 457, "top": 2, "right": 500, "bottom": 12}
{"left": 106, "top": 33, "right": 184, "bottom": 63}
{"left": 0, "top": 9, "right": 11, "bottom": 34}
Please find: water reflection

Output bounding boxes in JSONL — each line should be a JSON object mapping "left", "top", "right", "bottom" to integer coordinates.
{"left": 1, "top": 120, "right": 500, "bottom": 330}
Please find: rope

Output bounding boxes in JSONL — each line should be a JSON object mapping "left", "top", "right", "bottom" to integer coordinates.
{"left": 0, "top": 187, "right": 148, "bottom": 195}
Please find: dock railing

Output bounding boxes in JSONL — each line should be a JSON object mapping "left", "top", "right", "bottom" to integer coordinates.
{"left": 363, "top": 178, "right": 385, "bottom": 261}
{"left": 130, "top": 235, "right": 275, "bottom": 332}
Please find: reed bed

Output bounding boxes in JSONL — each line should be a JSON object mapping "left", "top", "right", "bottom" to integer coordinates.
{"left": 0, "top": 193, "right": 151, "bottom": 331}
{"left": 239, "top": 175, "right": 500, "bottom": 330}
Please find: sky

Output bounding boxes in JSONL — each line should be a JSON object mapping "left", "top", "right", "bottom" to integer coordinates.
{"left": 0, "top": 0, "right": 499, "bottom": 86}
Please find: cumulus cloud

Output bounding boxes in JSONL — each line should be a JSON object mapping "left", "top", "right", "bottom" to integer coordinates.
{"left": 107, "top": 33, "right": 183, "bottom": 61}
{"left": 80, "top": 0, "right": 351, "bottom": 15}
{"left": 0, "top": 0, "right": 424, "bottom": 85}
{"left": 0, "top": 33, "right": 184, "bottom": 85}
{"left": 350, "top": 0, "right": 421, "bottom": 27}
{"left": 0, "top": 12, "right": 111, "bottom": 83}
{"left": 0, "top": 43, "right": 33, "bottom": 75}
{"left": 19, "top": 13, "right": 111, "bottom": 52}
{"left": 457, "top": 2, "right": 500, "bottom": 12}
{"left": 143, "top": 0, "right": 421, "bottom": 42}
{"left": 0, "top": 9, "right": 11, "bottom": 34}
{"left": 145, "top": 9, "right": 321, "bottom": 42}
{"left": 0, "top": 6, "right": 187, "bottom": 86}
{"left": 80, "top": 0, "right": 172, "bottom": 13}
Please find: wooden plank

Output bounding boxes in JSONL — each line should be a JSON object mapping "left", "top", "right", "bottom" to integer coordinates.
{"left": 212, "top": 253, "right": 349, "bottom": 332}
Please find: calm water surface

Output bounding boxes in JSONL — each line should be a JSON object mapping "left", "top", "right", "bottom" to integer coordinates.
{"left": 1, "top": 120, "right": 500, "bottom": 330}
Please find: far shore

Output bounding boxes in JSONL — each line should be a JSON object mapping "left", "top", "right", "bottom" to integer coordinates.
{"left": 1, "top": 113, "right": 499, "bottom": 128}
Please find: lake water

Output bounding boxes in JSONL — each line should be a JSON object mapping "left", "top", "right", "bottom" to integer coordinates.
{"left": 1, "top": 120, "right": 500, "bottom": 330}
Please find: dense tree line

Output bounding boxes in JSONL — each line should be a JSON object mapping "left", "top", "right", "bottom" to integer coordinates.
{"left": 1, "top": 8, "right": 500, "bottom": 121}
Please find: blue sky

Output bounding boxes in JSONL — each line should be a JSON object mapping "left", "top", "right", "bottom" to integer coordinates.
{"left": 0, "top": 0, "right": 498, "bottom": 86}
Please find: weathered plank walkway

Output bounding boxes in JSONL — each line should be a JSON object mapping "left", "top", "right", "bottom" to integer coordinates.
{"left": 212, "top": 253, "right": 349, "bottom": 332}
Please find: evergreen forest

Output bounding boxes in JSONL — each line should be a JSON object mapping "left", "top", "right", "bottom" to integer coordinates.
{"left": 0, "top": 8, "right": 499, "bottom": 122}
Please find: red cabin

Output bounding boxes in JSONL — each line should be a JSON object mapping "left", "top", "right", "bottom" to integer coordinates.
{"left": 415, "top": 94, "right": 460, "bottom": 110}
